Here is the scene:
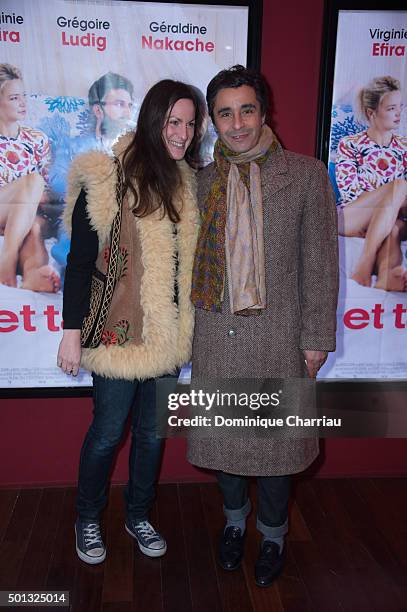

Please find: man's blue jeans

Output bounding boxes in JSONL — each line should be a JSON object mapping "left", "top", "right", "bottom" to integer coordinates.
{"left": 216, "top": 472, "right": 290, "bottom": 539}
{"left": 76, "top": 374, "right": 163, "bottom": 521}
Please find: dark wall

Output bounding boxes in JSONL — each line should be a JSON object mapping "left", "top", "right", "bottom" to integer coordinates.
{"left": 261, "top": 0, "right": 325, "bottom": 155}
{"left": 1, "top": 0, "right": 406, "bottom": 487}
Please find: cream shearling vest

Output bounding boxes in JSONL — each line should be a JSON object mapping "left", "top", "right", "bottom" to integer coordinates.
{"left": 64, "top": 137, "right": 199, "bottom": 380}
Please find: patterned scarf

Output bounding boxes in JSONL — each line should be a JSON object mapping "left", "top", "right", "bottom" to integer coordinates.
{"left": 191, "top": 125, "right": 277, "bottom": 312}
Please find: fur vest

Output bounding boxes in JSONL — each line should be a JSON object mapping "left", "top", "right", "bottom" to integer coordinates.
{"left": 64, "top": 135, "right": 199, "bottom": 380}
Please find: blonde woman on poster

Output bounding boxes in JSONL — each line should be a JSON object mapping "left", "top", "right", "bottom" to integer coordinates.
{"left": 0, "top": 63, "right": 60, "bottom": 292}
{"left": 336, "top": 75, "right": 407, "bottom": 291}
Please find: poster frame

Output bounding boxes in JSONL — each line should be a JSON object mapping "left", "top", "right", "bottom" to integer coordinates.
{"left": 316, "top": 0, "right": 407, "bottom": 390}
{"left": 0, "top": 0, "right": 262, "bottom": 398}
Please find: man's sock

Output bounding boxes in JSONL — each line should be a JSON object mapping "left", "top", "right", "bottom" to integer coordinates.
{"left": 263, "top": 535, "right": 284, "bottom": 554}
{"left": 225, "top": 517, "right": 246, "bottom": 534}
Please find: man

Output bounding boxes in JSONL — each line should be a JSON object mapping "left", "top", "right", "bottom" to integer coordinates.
{"left": 188, "top": 65, "right": 338, "bottom": 587}
{"left": 87, "top": 72, "right": 135, "bottom": 148}
{"left": 51, "top": 72, "right": 135, "bottom": 269}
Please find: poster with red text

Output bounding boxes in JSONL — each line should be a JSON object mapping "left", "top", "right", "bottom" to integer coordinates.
{"left": 0, "top": 0, "right": 249, "bottom": 389}
{"left": 319, "top": 9, "right": 407, "bottom": 379}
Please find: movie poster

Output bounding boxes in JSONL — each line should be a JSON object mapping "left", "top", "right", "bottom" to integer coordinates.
{"left": 0, "top": 0, "right": 249, "bottom": 389}
{"left": 319, "top": 9, "right": 407, "bottom": 379}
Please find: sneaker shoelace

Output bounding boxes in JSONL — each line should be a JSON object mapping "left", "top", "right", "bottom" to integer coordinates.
{"left": 135, "top": 521, "right": 160, "bottom": 542}
{"left": 83, "top": 523, "right": 103, "bottom": 547}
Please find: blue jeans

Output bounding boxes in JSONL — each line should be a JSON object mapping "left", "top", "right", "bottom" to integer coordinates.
{"left": 216, "top": 472, "right": 290, "bottom": 539}
{"left": 76, "top": 374, "right": 164, "bottom": 522}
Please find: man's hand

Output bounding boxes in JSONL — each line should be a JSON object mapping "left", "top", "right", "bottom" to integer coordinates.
{"left": 57, "top": 329, "right": 82, "bottom": 376}
{"left": 303, "top": 350, "right": 327, "bottom": 379}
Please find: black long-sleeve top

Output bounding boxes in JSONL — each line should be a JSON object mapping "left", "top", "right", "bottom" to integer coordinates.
{"left": 62, "top": 190, "right": 98, "bottom": 329}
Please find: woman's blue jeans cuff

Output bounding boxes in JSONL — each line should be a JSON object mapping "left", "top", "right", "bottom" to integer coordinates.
{"left": 257, "top": 516, "right": 288, "bottom": 538}
{"left": 223, "top": 498, "right": 251, "bottom": 521}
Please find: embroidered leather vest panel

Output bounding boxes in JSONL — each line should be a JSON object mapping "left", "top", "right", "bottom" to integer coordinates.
{"left": 96, "top": 199, "right": 144, "bottom": 348}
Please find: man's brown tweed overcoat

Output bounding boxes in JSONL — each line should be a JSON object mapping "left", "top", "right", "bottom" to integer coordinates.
{"left": 187, "top": 143, "right": 339, "bottom": 476}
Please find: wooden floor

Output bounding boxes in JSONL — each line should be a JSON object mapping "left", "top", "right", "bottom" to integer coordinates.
{"left": 0, "top": 478, "right": 407, "bottom": 611}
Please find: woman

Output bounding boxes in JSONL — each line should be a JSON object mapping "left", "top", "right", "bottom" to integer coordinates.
{"left": 336, "top": 75, "right": 407, "bottom": 291}
{"left": 57, "top": 79, "right": 204, "bottom": 564}
{"left": 0, "top": 63, "right": 60, "bottom": 292}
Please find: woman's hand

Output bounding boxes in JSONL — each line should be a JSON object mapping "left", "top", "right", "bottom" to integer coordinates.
{"left": 57, "top": 329, "right": 82, "bottom": 376}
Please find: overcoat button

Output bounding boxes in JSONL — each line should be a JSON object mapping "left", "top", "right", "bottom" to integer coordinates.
{"left": 228, "top": 329, "right": 236, "bottom": 337}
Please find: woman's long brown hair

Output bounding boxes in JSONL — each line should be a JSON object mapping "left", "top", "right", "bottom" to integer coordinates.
{"left": 122, "top": 80, "right": 206, "bottom": 223}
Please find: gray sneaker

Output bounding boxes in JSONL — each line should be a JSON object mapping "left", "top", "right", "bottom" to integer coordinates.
{"left": 125, "top": 519, "right": 167, "bottom": 557}
{"left": 75, "top": 519, "right": 106, "bottom": 564}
